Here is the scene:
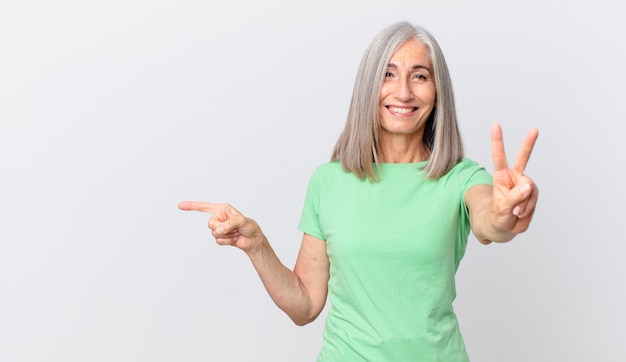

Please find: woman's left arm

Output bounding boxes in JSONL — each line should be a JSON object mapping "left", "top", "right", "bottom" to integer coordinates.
{"left": 465, "top": 124, "right": 539, "bottom": 244}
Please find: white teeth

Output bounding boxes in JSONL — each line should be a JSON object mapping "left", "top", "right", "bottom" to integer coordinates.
{"left": 389, "top": 106, "right": 414, "bottom": 114}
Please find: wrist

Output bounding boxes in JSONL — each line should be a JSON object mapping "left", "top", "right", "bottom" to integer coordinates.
{"left": 246, "top": 234, "right": 268, "bottom": 261}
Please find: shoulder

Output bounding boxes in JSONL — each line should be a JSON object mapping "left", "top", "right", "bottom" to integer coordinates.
{"left": 452, "top": 157, "right": 483, "bottom": 171}
{"left": 309, "top": 161, "right": 349, "bottom": 180}
{"left": 305, "top": 161, "right": 364, "bottom": 193}
{"left": 449, "top": 157, "right": 493, "bottom": 189}
{"left": 447, "top": 158, "right": 488, "bottom": 176}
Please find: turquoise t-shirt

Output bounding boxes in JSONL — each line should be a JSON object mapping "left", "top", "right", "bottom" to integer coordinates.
{"left": 298, "top": 158, "right": 493, "bottom": 362}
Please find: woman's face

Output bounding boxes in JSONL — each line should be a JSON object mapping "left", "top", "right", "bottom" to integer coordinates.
{"left": 378, "top": 38, "right": 436, "bottom": 139}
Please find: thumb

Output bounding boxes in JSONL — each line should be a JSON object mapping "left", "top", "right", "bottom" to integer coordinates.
{"left": 502, "top": 182, "right": 531, "bottom": 214}
{"left": 214, "top": 214, "right": 243, "bottom": 234}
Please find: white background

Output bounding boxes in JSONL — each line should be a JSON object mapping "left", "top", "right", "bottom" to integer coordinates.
{"left": 1, "top": 0, "right": 625, "bottom": 361}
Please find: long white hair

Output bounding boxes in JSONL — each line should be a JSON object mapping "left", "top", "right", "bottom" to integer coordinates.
{"left": 331, "top": 22, "right": 464, "bottom": 180}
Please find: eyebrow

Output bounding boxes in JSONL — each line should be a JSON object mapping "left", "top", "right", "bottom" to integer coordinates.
{"left": 387, "top": 63, "right": 432, "bottom": 73}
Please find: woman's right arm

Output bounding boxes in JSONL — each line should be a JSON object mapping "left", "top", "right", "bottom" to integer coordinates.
{"left": 178, "top": 201, "right": 329, "bottom": 326}
{"left": 250, "top": 232, "right": 329, "bottom": 325}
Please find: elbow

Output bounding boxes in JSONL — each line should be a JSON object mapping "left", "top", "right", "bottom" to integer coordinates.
{"left": 289, "top": 308, "right": 322, "bottom": 326}
{"left": 292, "top": 318, "right": 312, "bottom": 326}
{"left": 291, "top": 309, "right": 323, "bottom": 326}
{"left": 291, "top": 315, "right": 316, "bottom": 326}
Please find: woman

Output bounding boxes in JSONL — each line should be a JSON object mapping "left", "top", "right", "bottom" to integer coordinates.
{"left": 179, "top": 22, "right": 539, "bottom": 361}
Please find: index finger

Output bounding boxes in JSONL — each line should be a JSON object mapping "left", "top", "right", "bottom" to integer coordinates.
{"left": 491, "top": 123, "right": 508, "bottom": 171}
{"left": 512, "top": 128, "right": 539, "bottom": 173}
{"left": 178, "top": 201, "right": 218, "bottom": 213}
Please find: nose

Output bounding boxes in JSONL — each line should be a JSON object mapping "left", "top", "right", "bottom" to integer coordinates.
{"left": 393, "top": 78, "right": 414, "bottom": 102}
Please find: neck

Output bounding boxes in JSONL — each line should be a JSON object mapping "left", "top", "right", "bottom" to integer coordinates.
{"left": 378, "top": 133, "right": 429, "bottom": 163}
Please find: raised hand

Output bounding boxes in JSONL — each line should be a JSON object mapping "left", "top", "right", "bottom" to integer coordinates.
{"left": 490, "top": 123, "right": 539, "bottom": 235}
{"left": 178, "top": 201, "right": 264, "bottom": 255}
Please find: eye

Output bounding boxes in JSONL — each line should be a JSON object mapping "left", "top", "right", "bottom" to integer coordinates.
{"left": 412, "top": 73, "right": 428, "bottom": 82}
{"left": 385, "top": 72, "right": 394, "bottom": 78}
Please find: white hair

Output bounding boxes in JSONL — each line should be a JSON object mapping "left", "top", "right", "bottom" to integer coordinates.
{"left": 332, "top": 22, "right": 464, "bottom": 180}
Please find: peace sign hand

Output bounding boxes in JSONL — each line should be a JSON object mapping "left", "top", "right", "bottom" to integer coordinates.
{"left": 178, "top": 201, "right": 264, "bottom": 256}
{"left": 489, "top": 123, "right": 539, "bottom": 235}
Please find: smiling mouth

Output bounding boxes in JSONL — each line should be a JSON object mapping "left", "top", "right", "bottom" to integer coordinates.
{"left": 387, "top": 106, "right": 417, "bottom": 114}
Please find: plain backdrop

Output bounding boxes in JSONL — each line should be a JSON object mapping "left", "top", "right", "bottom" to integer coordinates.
{"left": 1, "top": 0, "right": 625, "bottom": 361}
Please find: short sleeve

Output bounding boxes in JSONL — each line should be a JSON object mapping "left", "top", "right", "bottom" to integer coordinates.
{"left": 457, "top": 158, "right": 493, "bottom": 223}
{"left": 459, "top": 158, "right": 493, "bottom": 196}
{"left": 455, "top": 158, "right": 493, "bottom": 267}
{"left": 297, "top": 168, "right": 326, "bottom": 240}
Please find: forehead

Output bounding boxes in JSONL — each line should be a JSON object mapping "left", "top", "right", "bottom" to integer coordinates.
{"left": 389, "top": 38, "right": 432, "bottom": 67}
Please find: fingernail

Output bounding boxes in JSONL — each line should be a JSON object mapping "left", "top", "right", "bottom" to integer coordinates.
{"left": 513, "top": 206, "right": 522, "bottom": 216}
{"left": 216, "top": 226, "right": 225, "bottom": 234}
{"left": 520, "top": 183, "right": 531, "bottom": 195}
